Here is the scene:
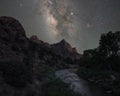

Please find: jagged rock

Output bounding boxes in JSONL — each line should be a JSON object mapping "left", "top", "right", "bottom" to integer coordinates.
{"left": 0, "top": 16, "right": 82, "bottom": 96}
{"left": 51, "top": 39, "right": 81, "bottom": 60}
{"left": 30, "top": 35, "right": 44, "bottom": 44}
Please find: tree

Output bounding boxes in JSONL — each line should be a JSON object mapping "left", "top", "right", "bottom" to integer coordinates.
{"left": 99, "top": 31, "right": 120, "bottom": 58}
{"left": 99, "top": 31, "right": 120, "bottom": 71}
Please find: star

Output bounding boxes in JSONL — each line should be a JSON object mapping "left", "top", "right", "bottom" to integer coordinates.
{"left": 70, "top": 12, "right": 74, "bottom": 16}
{"left": 20, "top": 3, "right": 23, "bottom": 7}
{"left": 86, "top": 23, "right": 92, "bottom": 28}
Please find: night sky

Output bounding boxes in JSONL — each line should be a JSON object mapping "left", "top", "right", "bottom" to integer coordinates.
{"left": 0, "top": 0, "right": 120, "bottom": 53}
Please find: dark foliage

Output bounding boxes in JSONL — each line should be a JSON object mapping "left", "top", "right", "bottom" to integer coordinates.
{"left": 42, "top": 79, "right": 81, "bottom": 96}
{"left": 80, "top": 31, "right": 120, "bottom": 71}
{"left": 78, "top": 31, "right": 120, "bottom": 96}
{"left": 0, "top": 60, "right": 32, "bottom": 88}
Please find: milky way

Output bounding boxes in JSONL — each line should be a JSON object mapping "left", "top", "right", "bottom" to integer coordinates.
{"left": 1, "top": 0, "right": 120, "bottom": 53}
{"left": 41, "top": 0, "right": 75, "bottom": 38}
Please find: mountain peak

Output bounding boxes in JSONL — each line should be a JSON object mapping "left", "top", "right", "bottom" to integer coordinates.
{"left": 58, "top": 39, "right": 71, "bottom": 48}
{"left": 60, "top": 39, "right": 66, "bottom": 43}
{"left": 51, "top": 39, "right": 81, "bottom": 60}
{"left": 30, "top": 35, "right": 41, "bottom": 44}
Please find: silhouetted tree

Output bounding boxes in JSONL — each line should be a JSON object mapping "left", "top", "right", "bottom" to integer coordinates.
{"left": 99, "top": 31, "right": 120, "bottom": 70}
{"left": 99, "top": 31, "right": 120, "bottom": 58}
{"left": 81, "top": 31, "right": 120, "bottom": 70}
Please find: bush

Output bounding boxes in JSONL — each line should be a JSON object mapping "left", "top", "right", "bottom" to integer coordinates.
{"left": 0, "top": 60, "right": 32, "bottom": 88}
{"left": 42, "top": 78, "right": 81, "bottom": 96}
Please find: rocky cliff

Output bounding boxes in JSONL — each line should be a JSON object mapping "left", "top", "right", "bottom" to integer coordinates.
{"left": 0, "top": 16, "right": 81, "bottom": 96}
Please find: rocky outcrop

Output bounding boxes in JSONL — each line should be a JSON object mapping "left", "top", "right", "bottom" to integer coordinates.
{"left": 0, "top": 16, "right": 32, "bottom": 89}
{"left": 30, "top": 36, "right": 81, "bottom": 60}
{"left": 0, "top": 16, "right": 26, "bottom": 42}
{"left": 51, "top": 39, "right": 81, "bottom": 60}
{"left": 0, "top": 16, "right": 81, "bottom": 96}
{"left": 0, "top": 16, "right": 29, "bottom": 59}
{"left": 30, "top": 35, "right": 44, "bottom": 44}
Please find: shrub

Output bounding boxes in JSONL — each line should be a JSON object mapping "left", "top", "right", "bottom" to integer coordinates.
{"left": 0, "top": 60, "right": 32, "bottom": 88}
{"left": 42, "top": 78, "right": 81, "bottom": 96}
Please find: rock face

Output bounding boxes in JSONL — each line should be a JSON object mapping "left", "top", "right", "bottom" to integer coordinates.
{"left": 30, "top": 36, "right": 81, "bottom": 60}
{"left": 0, "top": 16, "right": 81, "bottom": 60}
{"left": 30, "top": 35, "right": 44, "bottom": 44}
{"left": 0, "top": 16, "right": 32, "bottom": 89}
{"left": 51, "top": 39, "right": 81, "bottom": 60}
{"left": 0, "top": 16, "right": 29, "bottom": 60}
{"left": 0, "top": 16, "right": 26, "bottom": 42}
{"left": 0, "top": 16, "right": 81, "bottom": 96}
